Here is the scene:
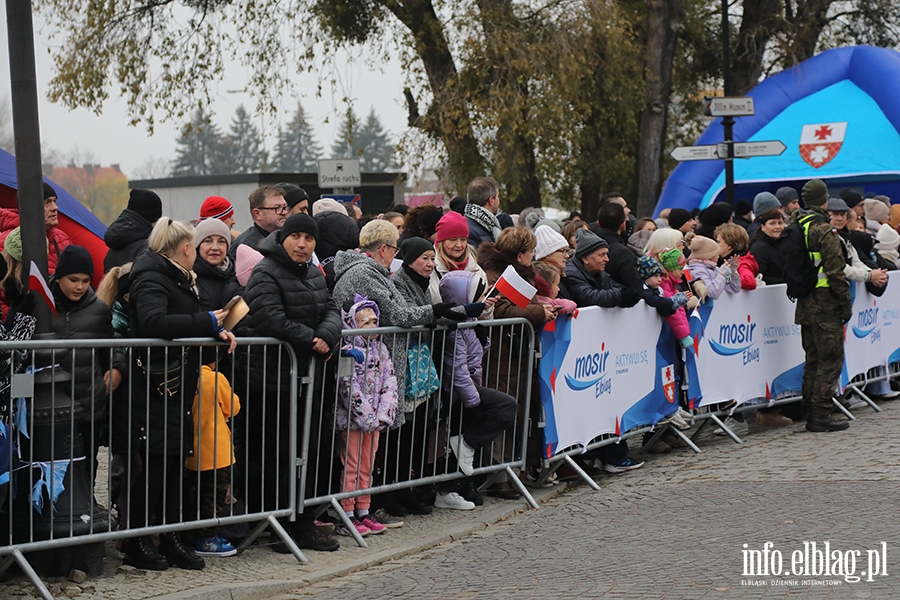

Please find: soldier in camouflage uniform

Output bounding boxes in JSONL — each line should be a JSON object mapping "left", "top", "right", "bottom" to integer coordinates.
{"left": 796, "top": 179, "right": 853, "bottom": 432}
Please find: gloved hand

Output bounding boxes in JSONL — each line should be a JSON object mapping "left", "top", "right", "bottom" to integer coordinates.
{"left": 670, "top": 291, "right": 688, "bottom": 309}
{"left": 679, "top": 335, "right": 694, "bottom": 349}
{"left": 341, "top": 348, "right": 365, "bottom": 364}
{"left": 433, "top": 302, "right": 466, "bottom": 321}
{"left": 755, "top": 273, "right": 767, "bottom": 287}
{"left": 686, "top": 295, "right": 700, "bottom": 310}
{"left": 721, "top": 266, "right": 733, "bottom": 283}
{"left": 463, "top": 302, "right": 486, "bottom": 318}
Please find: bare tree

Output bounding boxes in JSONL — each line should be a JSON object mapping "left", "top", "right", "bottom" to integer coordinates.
{"left": 131, "top": 155, "right": 172, "bottom": 180}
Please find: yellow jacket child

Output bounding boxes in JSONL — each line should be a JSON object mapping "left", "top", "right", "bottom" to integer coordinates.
{"left": 185, "top": 365, "right": 241, "bottom": 472}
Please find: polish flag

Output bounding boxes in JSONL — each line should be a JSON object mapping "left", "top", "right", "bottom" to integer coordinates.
{"left": 28, "top": 262, "right": 56, "bottom": 316}
{"left": 494, "top": 265, "right": 537, "bottom": 308}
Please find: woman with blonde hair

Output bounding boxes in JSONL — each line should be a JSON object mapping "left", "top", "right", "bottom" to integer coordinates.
{"left": 427, "top": 211, "right": 490, "bottom": 305}
{"left": 114, "top": 217, "right": 236, "bottom": 572}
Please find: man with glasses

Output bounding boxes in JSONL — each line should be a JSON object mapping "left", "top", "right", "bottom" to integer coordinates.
{"left": 228, "top": 186, "right": 289, "bottom": 260}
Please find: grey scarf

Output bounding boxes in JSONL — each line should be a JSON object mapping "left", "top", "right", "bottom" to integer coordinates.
{"left": 464, "top": 203, "right": 502, "bottom": 241}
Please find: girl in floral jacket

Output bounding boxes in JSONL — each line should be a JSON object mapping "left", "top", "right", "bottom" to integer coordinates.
{"left": 335, "top": 295, "right": 398, "bottom": 536}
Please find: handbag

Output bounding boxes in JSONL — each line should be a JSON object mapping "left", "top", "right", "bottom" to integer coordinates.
{"left": 135, "top": 349, "right": 190, "bottom": 397}
{"left": 405, "top": 342, "right": 440, "bottom": 406}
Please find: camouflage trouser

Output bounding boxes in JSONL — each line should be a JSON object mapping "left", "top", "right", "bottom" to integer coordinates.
{"left": 190, "top": 468, "right": 231, "bottom": 537}
{"left": 801, "top": 321, "right": 844, "bottom": 418}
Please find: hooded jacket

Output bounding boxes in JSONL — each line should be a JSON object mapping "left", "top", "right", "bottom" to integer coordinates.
{"left": 336, "top": 296, "right": 399, "bottom": 432}
{"left": 659, "top": 273, "right": 691, "bottom": 340}
{"left": 0, "top": 209, "right": 72, "bottom": 274}
{"left": 103, "top": 209, "right": 152, "bottom": 272}
{"left": 686, "top": 260, "right": 736, "bottom": 300}
{"left": 315, "top": 211, "right": 360, "bottom": 291}
{"left": 50, "top": 284, "right": 126, "bottom": 424}
{"left": 439, "top": 271, "right": 486, "bottom": 408}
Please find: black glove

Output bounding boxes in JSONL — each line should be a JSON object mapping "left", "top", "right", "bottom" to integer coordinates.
{"left": 474, "top": 324, "right": 489, "bottom": 346}
{"left": 433, "top": 302, "right": 466, "bottom": 321}
{"left": 463, "top": 302, "right": 486, "bottom": 318}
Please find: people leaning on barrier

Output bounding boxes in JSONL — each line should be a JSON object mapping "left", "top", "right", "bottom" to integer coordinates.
{"left": 748, "top": 208, "right": 786, "bottom": 285}
{"left": 564, "top": 228, "right": 623, "bottom": 308}
{"left": 478, "top": 226, "right": 556, "bottom": 493}
{"left": 590, "top": 202, "right": 643, "bottom": 307}
{"left": 193, "top": 217, "right": 242, "bottom": 312}
{"left": 333, "top": 219, "right": 469, "bottom": 429}
{"left": 686, "top": 235, "right": 733, "bottom": 302}
{"left": 117, "top": 217, "right": 237, "bottom": 572}
{"left": 50, "top": 245, "right": 126, "bottom": 481}
{"left": 429, "top": 211, "right": 490, "bottom": 308}
{"left": 238, "top": 212, "right": 343, "bottom": 553}
{"left": 715, "top": 223, "right": 758, "bottom": 291}
{"left": 439, "top": 270, "right": 516, "bottom": 509}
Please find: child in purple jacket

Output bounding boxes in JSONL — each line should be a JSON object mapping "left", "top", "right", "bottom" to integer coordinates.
{"left": 437, "top": 271, "right": 517, "bottom": 510}
{"left": 336, "top": 295, "right": 399, "bottom": 536}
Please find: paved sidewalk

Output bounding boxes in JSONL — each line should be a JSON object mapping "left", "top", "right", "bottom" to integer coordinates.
{"left": 3, "top": 399, "right": 898, "bottom": 599}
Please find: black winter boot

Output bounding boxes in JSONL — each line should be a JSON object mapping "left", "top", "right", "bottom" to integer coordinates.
{"left": 122, "top": 535, "right": 169, "bottom": 571}
{"left": 806, "top": 415, "right": 850, "bottom": 432}
{"left": 159, "top": 532, "right": 206, "bottom": 570}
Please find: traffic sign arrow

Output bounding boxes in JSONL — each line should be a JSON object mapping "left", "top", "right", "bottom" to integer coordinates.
{"left": 732, "top": 140, "right": 786, "bottom": 158}
{"left": 670, "top": 145, "right": 720, "bottom": 161}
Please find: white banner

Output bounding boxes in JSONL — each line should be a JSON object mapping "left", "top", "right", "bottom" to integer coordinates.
{"left": 692, "top": 284, "right": 804, "bottom": 407}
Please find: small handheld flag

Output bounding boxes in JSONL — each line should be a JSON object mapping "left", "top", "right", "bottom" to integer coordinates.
{"left": 491, "top": 265, "right": 537, "bottom": 309}
{"left": 28, "top": 262, "right": 56, "bottom": 316}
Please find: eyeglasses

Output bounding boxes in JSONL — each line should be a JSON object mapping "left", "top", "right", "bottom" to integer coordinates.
{"left": 384, "top": 244, "right": 399, "bottom": 253}
{"left": 258, "top": 205, "right": 289, "bottom": 215}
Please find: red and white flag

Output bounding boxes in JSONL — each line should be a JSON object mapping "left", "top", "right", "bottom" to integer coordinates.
{"left": 799, "top": 122, "right": 847, "bottom": 169}
{"left": 28, "top": 262, "right": 56, "bottom": 316}
{"left": 494, "top": 265, "right": 537, "bottom": 308}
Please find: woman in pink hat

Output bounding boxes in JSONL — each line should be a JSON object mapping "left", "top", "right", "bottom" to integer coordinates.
{"left": 427, "top": 211, "right": 490, "bottom": 311}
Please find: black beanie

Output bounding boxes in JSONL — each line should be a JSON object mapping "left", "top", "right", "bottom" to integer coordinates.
{"left": 449, "top": 197, "right": 467, "bottom": 215}
{"left": 43, "top": 182, "right": 57, "bottom": 199}
{"left": 55, "top": 245, "right": 94, "bottom": 279}
{"left": 279, "top": 213, "right": 318, "bottom": 241}
{"left": 840, "top": 189, "right": 864, "bottom": 209}
{"left": 128, "top": 189, "right": 162, "bottom": 223}
{"left": 400, "top": 237, "right": 434, "bottom": 264}
{"left": 667, "top": 208, "right": 693, "bottom": 230}
{"left": 419, "top": 208, "right": 443, "bottom": 238}
{"left": 734, "top": 199, "right": 752, "bottom": 217}
{"left": 701, "top": 201, "right": 734, "bottom": 227}
{"left": 276, "top": 183, "right": 310, "bottom": 209}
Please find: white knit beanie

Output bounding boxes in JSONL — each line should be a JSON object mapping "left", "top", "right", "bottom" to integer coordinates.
{"left": 194, "top": 217, "right": 232, "bottom": 248}
{"left": 534, "top": 225, "right": 569, "bottom": 260}
{"left": 312, "top": 198, "right": 348, "bottom": 217}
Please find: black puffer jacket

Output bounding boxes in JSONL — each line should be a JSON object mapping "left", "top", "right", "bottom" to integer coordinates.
{"left": 50, "top": 285, "right": 126, "bottom": 424}
{"left": 104, "top": 209, "right": 152, "bottom": 272}
{"left": 314, "top": 211, "right": 359, "bottom": 291}
{"left": 114, "top": 250, "right": 219, "bottom": 455}
{"left": 193, "top": 256, "right": 242, "bottom": 312}
{"left": 591, "top": 226, "right": 643, "bottom": 307}
{"left": 749, "top": 232, "right": 784, "bottom": 285}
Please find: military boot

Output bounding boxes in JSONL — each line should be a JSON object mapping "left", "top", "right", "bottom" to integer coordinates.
{"left": 806, "top": 415, "right": 850, "bottom": 432}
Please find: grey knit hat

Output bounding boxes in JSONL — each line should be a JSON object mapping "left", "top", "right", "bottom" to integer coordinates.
{"left": 574, "top": 228, "right": 608, "bottom": 261}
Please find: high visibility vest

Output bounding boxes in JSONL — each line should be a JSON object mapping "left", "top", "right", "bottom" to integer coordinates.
{"left": 799, "top": 213, "right": 829, "bottom": 289}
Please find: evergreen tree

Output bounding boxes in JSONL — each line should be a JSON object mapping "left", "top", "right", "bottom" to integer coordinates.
{"left": 221, "top": 104, "right": 267, "bottom": 174}
{"left": 273, "top": 102, "right": 322, "bottom": 172}
{"left": 329, "top": 107, "right": 394, "bottom": 172}
{"left": 329, "top": 107, "right": 360, "bottom": 161}
{"left": 171, "top": 107, "right": 227, "bottom": 176}
{"left": 356, "top": 108, "right": 395, "bottom": 172}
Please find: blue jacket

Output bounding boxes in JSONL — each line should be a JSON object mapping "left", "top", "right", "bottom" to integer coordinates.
{"left": 467, "top": 217, "right": 494, "bottom": 249}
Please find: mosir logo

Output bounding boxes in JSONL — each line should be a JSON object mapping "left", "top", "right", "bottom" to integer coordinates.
{"left": 566, "top": 342, "right": 612, "bottom": 398}
{"left": 853, "top": 301, "right": 880, "bottom": 342}
{"left": 709, "top": 314, "right": 759, "bottom": 364}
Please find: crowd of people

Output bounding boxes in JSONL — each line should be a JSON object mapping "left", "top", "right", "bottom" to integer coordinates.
{"left": 1, "top": 175, "right": 897, "bottom": 572}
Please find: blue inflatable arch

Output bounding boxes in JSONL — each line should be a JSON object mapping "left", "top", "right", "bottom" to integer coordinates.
{"left": 656, "top": 46, "right": 900, "bottom": 216}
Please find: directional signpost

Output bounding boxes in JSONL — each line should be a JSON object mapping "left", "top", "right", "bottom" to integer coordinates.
{"left": 670, "top": 96, "right": 785, "bottom": 205}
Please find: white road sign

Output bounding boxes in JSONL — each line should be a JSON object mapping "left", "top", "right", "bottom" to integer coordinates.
{"left": 733, "top": 140, "right": 786, "bottom": 158}
{"left": 670, "top": 145, "right": 720, "bottom": 161}
{"left": 318, "top": 158, "right": 361, "bottom": 188}
{"left": 704, "top": 96, "right": 755, "bottom": 117}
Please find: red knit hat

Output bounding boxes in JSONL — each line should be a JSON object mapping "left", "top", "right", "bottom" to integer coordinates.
{"left": 200, "top": 196, "right": 234, "bottom": 221}
{"left": 435, "top": 211, "right": 469, "bottom": 243}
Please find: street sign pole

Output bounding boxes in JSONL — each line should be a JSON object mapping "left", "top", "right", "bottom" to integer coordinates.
{"left": 722, "top": 116, "right": 735, "bottom": 206}
{"left": 6, "top": 0, "right": 50, "bottom": 331}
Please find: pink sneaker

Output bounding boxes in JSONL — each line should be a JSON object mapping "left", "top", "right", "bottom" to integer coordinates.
{"left": 336, "top": 516, "right": 371, "bottom": 537}
{"left": 359, "top": 514, "right": 386, "bottom": 534}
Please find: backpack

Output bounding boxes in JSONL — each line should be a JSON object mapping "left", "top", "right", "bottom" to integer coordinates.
{"left": 780, "top": 211, "right": 827, "bottom": 301}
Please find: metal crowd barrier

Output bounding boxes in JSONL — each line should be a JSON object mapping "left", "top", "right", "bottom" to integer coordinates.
{"left": 299, "top": 318, "right": 538, "bottom": 548}
{"left": 0, "top": 337, "right": 302, "bottom": 600}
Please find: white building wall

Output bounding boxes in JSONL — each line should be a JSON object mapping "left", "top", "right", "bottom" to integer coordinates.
{"left": 152, "top": 182, "right": 259, "bottom": 230}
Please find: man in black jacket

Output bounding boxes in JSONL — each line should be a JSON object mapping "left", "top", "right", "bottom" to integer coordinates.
{"left": 227, "top": 186, "right": 288, "bottom": 260}
{"left": 238, "top": 213, "right": 344, "bottom": 553}
{"left": 103, "top": 189, "right": 162, "bottom": 272}
{"left": 589, "top": 203, "right": 642, "bottom": 307}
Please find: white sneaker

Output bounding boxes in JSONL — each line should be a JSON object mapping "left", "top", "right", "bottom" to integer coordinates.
{"left": 449, "top": 435, "right": 476, "bottom": 476}
{"left": 434, "top": 491, "right": 475, "bottom": 510}
{"left": 714, "top": 416, "right": 749, "bottom": 436}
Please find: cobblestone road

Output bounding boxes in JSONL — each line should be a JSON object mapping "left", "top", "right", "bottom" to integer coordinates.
{"left": 271, "top": 402, "right": 900, "bottom": 600}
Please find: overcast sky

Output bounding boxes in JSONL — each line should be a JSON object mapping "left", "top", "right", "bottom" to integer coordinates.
{"left": 0, "top": 9, "right": 410, "bottom": 178}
